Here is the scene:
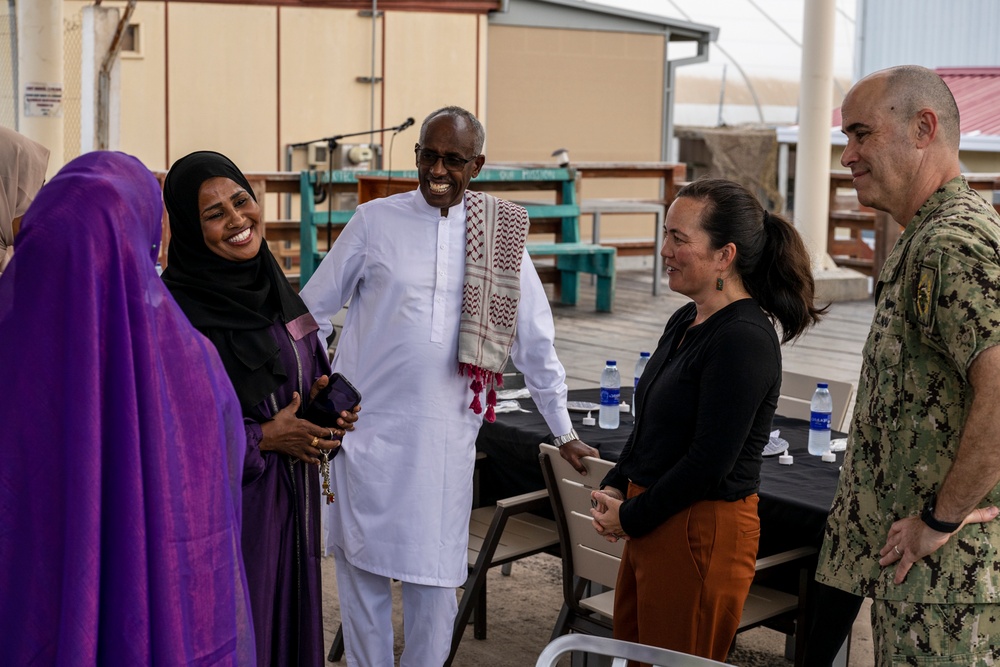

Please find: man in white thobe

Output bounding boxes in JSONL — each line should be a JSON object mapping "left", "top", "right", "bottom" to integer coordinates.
{"left": 300, "top": 106, "right": 596, "bottom": 666}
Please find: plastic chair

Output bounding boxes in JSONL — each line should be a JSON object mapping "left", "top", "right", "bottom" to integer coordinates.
{"left": 535, "top": 634, "right": 730, "bottom": 667}
{"left": 446, "top": 487, "right": 559, "bottom": 666}
{"left": 538, "top": 443, "right": 621, "bottom": 638}
{"left": 538, "top": 443, "right": 816, "bottom": 664}
{"left": 777, "top": 371, "right": 854, "bottom": 431}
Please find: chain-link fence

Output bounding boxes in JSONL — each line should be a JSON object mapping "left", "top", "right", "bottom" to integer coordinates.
{"left": 63, "top": 7, "right": 82, "bottom": 161}
{"left": 0, "top": 1, "right": 17, "bottom": 130}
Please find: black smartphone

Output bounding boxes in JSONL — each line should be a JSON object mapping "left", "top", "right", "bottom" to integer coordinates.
{"left": 303, "top": 373, "right": 362, "bottom": 428}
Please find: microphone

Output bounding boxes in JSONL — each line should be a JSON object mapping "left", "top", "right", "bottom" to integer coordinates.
{"left": 397, "top": 117, "right": 415, "bottom": 132}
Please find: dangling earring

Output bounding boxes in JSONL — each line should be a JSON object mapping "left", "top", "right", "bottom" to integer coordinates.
{"left": 716, "top": 277, "right": 724, "bottom": 291}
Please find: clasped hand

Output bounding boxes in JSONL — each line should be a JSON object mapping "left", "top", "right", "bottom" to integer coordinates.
{"left": 259, "top": 375, "right": 361, "bottom": 464}
{"left": 590, "top": 487, "right": 628, "bottom": 543}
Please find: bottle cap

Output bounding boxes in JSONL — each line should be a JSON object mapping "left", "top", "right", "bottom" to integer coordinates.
{"left": 582, "top": 411, "right": 595, "bottom": 427}
{"left": 778, "top": 453, "right": 793, "bottom": 465}
{"left": 606, "top": 360, "right": 616, "bottom": 366}
{"left": 640, "top": 351, "right": 650, "bottom": 358}
{"left": 821, "top": 451, "right": 837, "bottom": 462}
{"left": 817, "top": 382, "right": 828, "bottom": 389}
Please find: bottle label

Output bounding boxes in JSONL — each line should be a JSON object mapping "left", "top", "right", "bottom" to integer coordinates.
{"left": 810, "top": 411, "right": 831, "bottom": 431}
{"left": 601, "top": 387, "right": 620, "bottom": 406}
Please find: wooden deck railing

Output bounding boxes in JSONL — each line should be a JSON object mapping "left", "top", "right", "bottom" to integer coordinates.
{"left": 828, "top": 171, "right": 1000, "bottom": 277}
{"left": 152, "top": 168, "right": 1000, "bottom": 288}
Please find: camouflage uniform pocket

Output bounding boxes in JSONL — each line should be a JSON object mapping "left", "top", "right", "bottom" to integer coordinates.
{"left": 857, "top": 332, "right": 903, "bottom": 431}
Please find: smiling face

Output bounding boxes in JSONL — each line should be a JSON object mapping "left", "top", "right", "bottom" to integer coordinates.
{"left": 198, "top": 177, "right": 262, "bottom": 262}
{"left": 416, "top": 114, "right": 485, "bottom": 215}
{"left": 839, "top": 75, "right": 920, "bottom": 221}
{"left": 660, "top": 197, "right": 727, "bottom": 300}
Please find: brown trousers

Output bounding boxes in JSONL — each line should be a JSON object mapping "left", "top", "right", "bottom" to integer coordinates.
{"left": 613, "top": 483, "right": 760, "bottom": 665}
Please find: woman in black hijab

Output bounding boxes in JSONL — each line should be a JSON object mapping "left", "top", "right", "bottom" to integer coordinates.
{"left": 162, "top": 151, "right": 355, "bottom": 667}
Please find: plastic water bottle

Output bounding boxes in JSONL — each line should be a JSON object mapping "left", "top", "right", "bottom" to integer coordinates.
{"left": 600, "top": 360, "right": 621, "bottom": 429}
{"left": 807, "top": 382, "right": 833, "bottom": 455}
{"left": 631, "top": 352, "right": 650, "bottom": 417}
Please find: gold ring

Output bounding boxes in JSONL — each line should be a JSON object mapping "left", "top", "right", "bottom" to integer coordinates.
{"left": 311, "top": 436, "right": 319, "bottom": 447}
{"left": 893, "top": 545, "right": 901, "bottom": 556}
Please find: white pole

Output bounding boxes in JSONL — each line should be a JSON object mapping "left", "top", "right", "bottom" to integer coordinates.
{"left": 17, "top": 0, "right": 63, "bottom": 178}
{"left": 793, "top": 0, "right": 838, "bottom": 270}
{"left": 81, "top": 6, "right": 120, "bottom": 153}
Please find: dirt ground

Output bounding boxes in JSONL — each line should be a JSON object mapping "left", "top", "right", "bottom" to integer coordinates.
{"left": 319, "top": 553, "right": 874, "bottom": 666}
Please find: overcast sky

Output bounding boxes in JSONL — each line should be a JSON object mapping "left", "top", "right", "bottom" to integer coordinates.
{"left": 583, "top": 0, "right": 857, "bottom": 84}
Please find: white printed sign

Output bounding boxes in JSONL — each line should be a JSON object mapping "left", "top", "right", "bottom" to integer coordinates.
{"left": 24, "top": 82, "right": 62, "bottom": 117}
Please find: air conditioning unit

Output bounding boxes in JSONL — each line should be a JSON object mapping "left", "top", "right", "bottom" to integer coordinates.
{"left": 307, "top": 141, "right": 329, "bottom": 168}
{"left": 333, "top": 143, "right": 375, "bottom": 170}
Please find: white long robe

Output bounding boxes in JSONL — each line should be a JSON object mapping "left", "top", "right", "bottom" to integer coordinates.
{"left": 300, "top": 190, "right": 573, "bottom": 587}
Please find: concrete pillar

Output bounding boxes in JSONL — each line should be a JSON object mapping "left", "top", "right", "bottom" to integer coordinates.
{"left": 793, "top": 0, "right": 838, "bottom": 270}
{"left": 17, "top": 0, "right": 63, "bottom": 178}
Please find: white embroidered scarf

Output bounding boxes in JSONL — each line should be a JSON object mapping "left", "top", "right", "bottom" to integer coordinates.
{"left": 458, "top": 190, "right": 530, "bottom": 422}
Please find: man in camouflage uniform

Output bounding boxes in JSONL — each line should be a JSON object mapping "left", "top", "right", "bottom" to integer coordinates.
{"left": 816, "top": 65, "right": 1000, "bottom": 665}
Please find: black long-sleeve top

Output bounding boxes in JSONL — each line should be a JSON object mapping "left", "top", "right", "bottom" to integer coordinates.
{"left": 601, "top": 299, "right": 781, "bottom": 538}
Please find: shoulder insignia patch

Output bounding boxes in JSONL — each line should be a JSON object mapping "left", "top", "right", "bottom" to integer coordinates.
{"left": 915, "top": 264, "right": 936, "bottom": 327}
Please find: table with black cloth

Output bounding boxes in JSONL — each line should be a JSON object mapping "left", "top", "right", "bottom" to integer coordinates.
{"left": 475, "top": 388, "right": 847, "bottom": 556}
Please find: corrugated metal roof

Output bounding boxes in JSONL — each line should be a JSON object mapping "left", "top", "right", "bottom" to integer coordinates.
{"left": 937, "top": 68, "right": 1000, "bottom": 137}
{"left": 831, "top": 67, "right": 1000, "bottom": 138}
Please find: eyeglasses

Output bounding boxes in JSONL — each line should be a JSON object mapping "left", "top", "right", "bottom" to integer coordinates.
{"left": 414, "top": 145, "right": 479, "bottom": 171}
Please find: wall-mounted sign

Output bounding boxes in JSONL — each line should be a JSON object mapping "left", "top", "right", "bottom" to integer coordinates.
{"left": 24, "top": 82, "right": 63, "bottom": 117}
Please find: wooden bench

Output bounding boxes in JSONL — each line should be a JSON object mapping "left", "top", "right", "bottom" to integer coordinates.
{"left": 581, "top": 198, "right": 665, "bottom": 295}
{"left": 494, "top": 162, "right": 686, "bottom": 296}
{"left": 299, "top": 167, "right": 616, "bottom": 312}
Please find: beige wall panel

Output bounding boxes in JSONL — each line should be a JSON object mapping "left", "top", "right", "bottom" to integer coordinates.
{"left": 167, "top": 3, "right": 277, "bottom": 172}
{"left": 488, "top": 26, "right": 666, "bottom": 241}
{"left": 830, "top": 147, "right": 845, "bottom": 171}
{"left": 487, "top": 26, "right": 662, "bottom": 164}
{"left": 477, "top": 15, "right": 488, "bottom": 130}
{"left": 960, "top": 152, "right": 1000, "bottom": 172}
{"left": 382, "top": 12, "right": 479, "bottom": 168}
{"left": 279, "top": 7, "right": 381, "bottom": 170}
{"left": 119, "top": 2, "right": 167, "bottom": 170}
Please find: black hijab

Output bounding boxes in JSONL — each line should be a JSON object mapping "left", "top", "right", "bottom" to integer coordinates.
{"left": 161, "top": 151, "right": 308, "bottom": 414}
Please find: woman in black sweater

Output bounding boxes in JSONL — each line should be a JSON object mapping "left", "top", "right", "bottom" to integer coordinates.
{"left": 591, "top": 178, "right": 824, "bottom": 662}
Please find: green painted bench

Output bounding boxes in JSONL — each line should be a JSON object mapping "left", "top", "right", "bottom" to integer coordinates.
{"left": 299, "top": 167, "right": 615, "bottom": 312}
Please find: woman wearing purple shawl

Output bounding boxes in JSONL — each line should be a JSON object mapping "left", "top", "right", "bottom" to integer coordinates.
{"left": 161, "top": 151, "right": 355, "bottom": 667}
{"left": 0, "top": 152, "right": 255, "bottom": 664}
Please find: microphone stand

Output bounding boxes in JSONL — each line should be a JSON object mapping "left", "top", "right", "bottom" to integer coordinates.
{"left": 291, "top": 119, "right": 414, "bottom": 250}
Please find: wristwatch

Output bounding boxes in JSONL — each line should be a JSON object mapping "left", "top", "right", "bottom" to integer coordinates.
{"left": 921, "top": 497, "right": 962, "bottom": 534}
{"left": 552, "top": 428, "right": 580, "bottom": 448}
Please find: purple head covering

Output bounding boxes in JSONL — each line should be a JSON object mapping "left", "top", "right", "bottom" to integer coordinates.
{"left": 0, "top": 152, "right": 256, "bottom": 664}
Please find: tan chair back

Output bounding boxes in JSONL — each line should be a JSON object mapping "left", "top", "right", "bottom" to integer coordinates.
{"left": 539, "top": 444, "right": 621, "bottom": 588}
{"left": 778, "top": 371, "right": 854, "bottom": 431}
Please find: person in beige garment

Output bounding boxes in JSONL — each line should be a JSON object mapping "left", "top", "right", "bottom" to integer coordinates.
{"left": 0, "top": 126, "right": 49, "bottom": 277}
